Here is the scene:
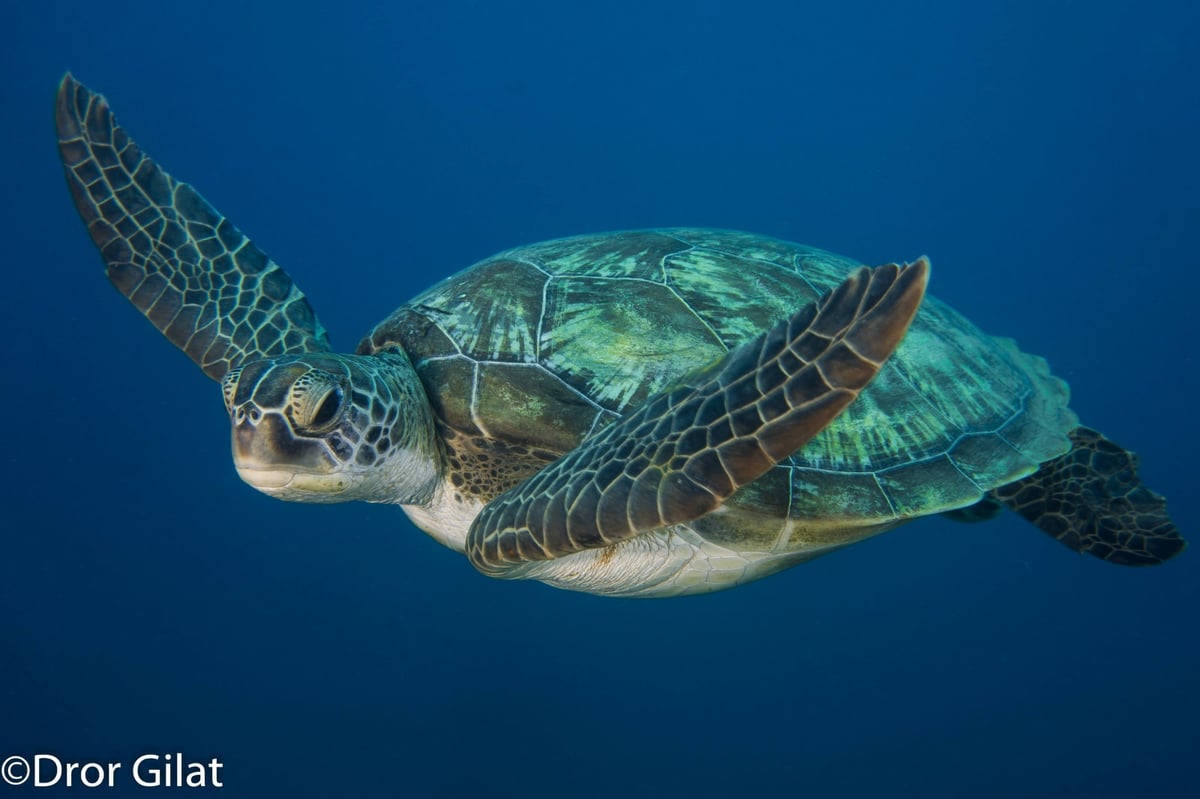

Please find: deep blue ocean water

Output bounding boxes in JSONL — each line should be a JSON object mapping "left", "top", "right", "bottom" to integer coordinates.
{"left": 2, "top": 1, "right": 1197, "bottom": 796}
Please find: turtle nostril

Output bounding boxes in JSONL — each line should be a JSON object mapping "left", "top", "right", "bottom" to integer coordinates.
{"left": 235, "top": 403, "right": 263, "bottom": 425}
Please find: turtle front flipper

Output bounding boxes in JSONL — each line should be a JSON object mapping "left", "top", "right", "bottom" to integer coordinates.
{"left": 993, "top": 426, "right": 1186, "bottom": 565}
{"left": 467, "top": 259, "right": 929, "bottom": 576}
{"left": 55, "top": 74, "right": 331, "bottom": 381}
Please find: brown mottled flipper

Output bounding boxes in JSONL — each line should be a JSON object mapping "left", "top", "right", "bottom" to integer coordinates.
{"left": 467, "top": 259, "right": 929, "bottom": 576}
{"left": 55, "top": 74, "right": 330, "bottom": 381}
{"left": 994, "top": 426, "right": 1185, "bottom": 565}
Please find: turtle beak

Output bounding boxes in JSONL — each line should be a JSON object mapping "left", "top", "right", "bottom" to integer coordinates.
{"left": 231, "top": 405, "right": 349, "bottom": 499}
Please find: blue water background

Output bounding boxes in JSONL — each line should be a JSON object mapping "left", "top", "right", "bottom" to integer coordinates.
{"left": 2, "top": 1, "right": 1197, "bottom": 796}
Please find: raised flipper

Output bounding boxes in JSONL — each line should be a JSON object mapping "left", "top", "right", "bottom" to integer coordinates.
{"left": 56, "top": 74, "right": 330, "bottom": 381}
{"left": 993, "top": 426, "right": 1185, "bottom": 565}
{"left": 467, "top": 259, "right": 929, "bottom": 576}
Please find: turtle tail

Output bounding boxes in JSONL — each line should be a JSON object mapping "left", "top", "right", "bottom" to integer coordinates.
{"left": 992, "top": 426, "right": 1185, "bottom": 565}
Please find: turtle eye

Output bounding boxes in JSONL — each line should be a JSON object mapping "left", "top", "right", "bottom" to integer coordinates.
{"left": 297, "top": 385, "right": 343, "bottom": 433}
{"left": 289, "top": 372, "right": 345, "bottom": 434}
{"left": 309, "top": 386, "right": 343, "bottom": 430}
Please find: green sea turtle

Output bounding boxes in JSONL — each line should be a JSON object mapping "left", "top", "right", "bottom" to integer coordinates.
{"left": 55, "top": 74, "right": 1184, "bottom": 597}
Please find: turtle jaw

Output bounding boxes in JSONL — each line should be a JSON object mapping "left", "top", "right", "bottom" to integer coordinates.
{"left": 235, "top": 464, "right": 352, "bottom": 502}
{"left": 231, "top": 409, "right": 351, "bottom": 501}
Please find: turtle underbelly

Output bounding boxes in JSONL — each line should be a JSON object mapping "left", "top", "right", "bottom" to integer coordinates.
{"left": 405, "top": 474, "right": 908, "bottom": 596}
{"left": 510, "top": 524, "right": 864, "bottom": 598}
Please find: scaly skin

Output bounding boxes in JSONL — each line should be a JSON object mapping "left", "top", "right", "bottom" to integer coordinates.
{"left": 55, "top": 73, "right": 329, "bottom": 380}
{"left": 221, "top": 351, "right": 440, "bottom": 505}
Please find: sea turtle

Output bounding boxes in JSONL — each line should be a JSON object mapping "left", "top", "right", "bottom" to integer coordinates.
{"left": 55, "top": 74, "right": 1185, "bottom": 597}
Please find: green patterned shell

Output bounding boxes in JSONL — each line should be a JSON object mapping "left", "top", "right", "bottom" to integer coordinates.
{"left": 360, "top": 229, "right": 1076, "bottom": 546}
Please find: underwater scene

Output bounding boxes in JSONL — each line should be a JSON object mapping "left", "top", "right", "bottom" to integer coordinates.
{"left": 2, "top": 1, "right": 1197, "bottom": 796}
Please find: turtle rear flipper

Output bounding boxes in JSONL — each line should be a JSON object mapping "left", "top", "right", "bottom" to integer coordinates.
{"left": 994, "top": 426, "right": 1186, "bottom": 565}
{"left": 56, "top": 74, "right": 330, "bottom": 381}
{"left": 467, "top": 259, "right": 928, "bottom": 576}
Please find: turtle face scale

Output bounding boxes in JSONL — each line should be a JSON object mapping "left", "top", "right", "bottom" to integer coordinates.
{"left": 220, "top": 351, "right": 440, "bottom": 505}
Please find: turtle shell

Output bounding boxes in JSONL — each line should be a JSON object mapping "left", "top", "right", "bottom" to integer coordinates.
{"left": 359, "top": 229, "right": 1076, "bottom": 550}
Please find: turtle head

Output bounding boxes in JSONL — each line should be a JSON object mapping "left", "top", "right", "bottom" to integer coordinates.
{"left": 220, "top": 350, "right": 439, "bottom": 505}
